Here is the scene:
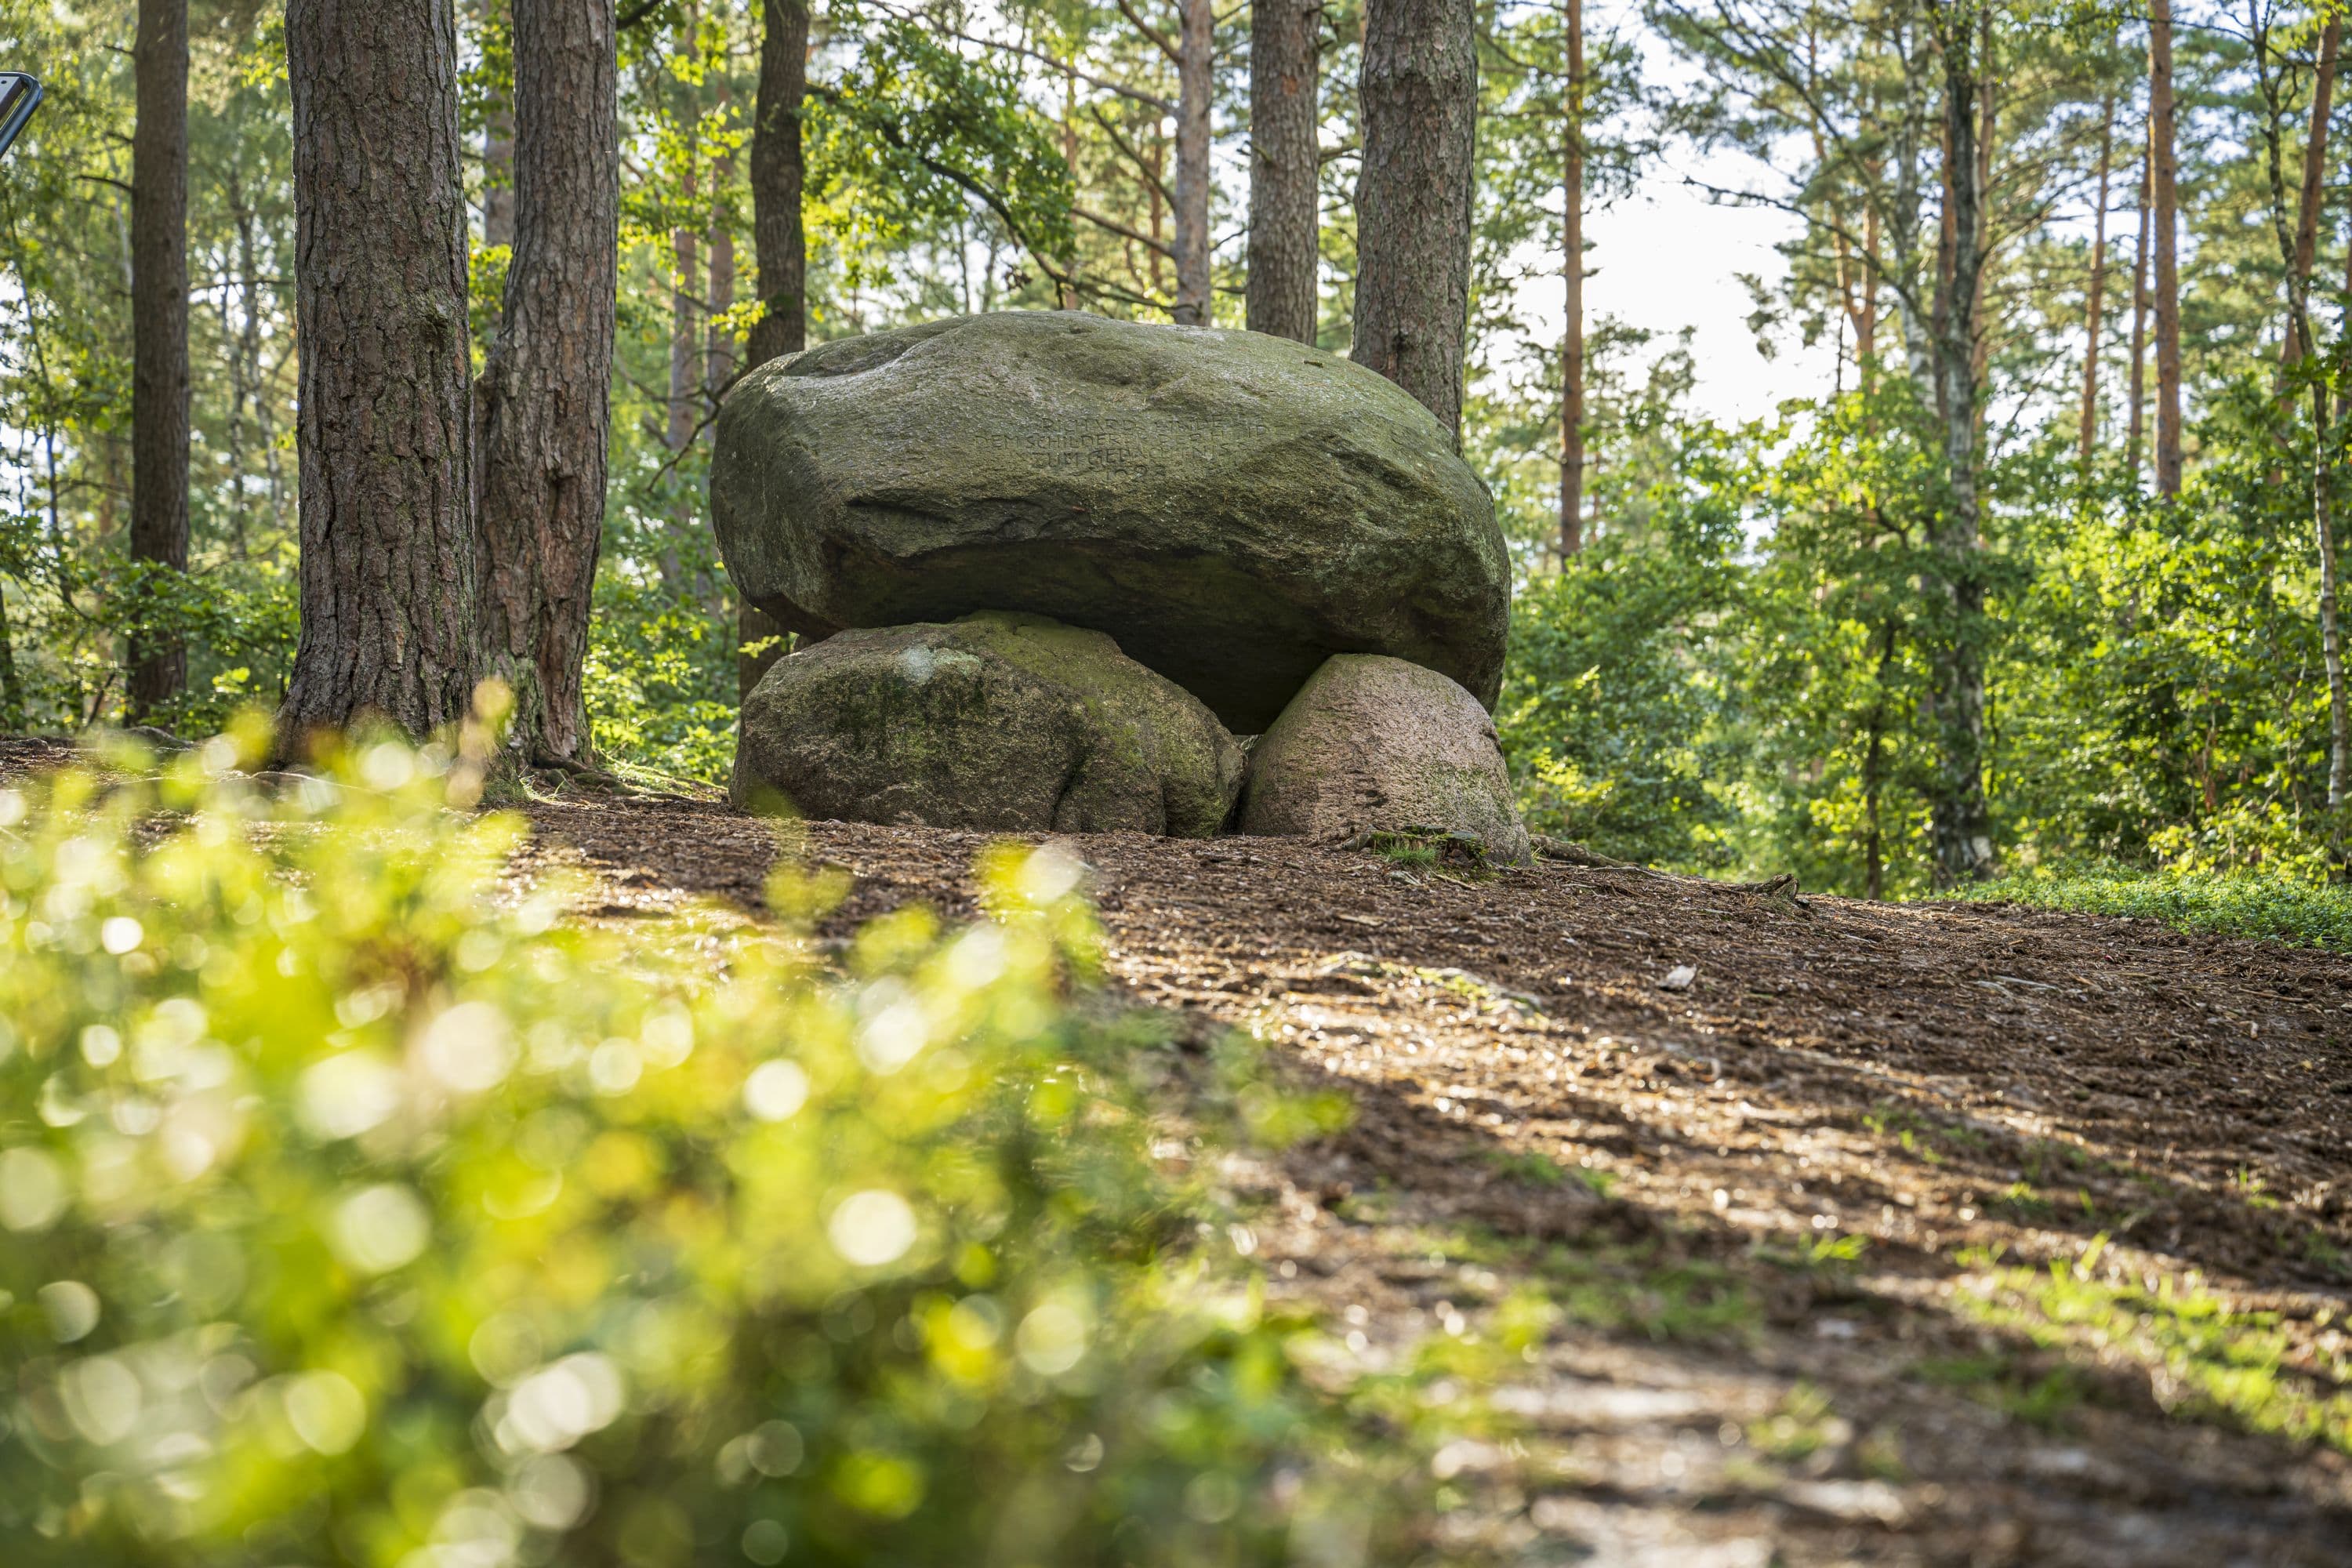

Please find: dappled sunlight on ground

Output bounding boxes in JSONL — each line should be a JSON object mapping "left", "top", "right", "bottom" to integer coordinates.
{"left": 501, "top": 792, "right": 2352, "bottom": 1563}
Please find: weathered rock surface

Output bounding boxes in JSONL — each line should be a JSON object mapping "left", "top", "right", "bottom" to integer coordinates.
{"left": 731, "top": 612, "right": 1243, "bottom": 835}
{"left": 710, "top": 311, "right": 1508, "bottom": 733}
{"left": 1238, "top": 654, "right": 1530, "bottom": 862}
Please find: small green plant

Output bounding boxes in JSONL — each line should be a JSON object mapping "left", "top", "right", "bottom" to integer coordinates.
{"left": 1483, "top": 1147, "right": 1567, "bottom": 1187}
{"left": 1958, "top": 1236, "right": 2352, "bottom": 1454}
{"left": 0, "top": 725, "right": 1414, "bottom": 1566}
{"left": 1754, "top": 1229, "right": 1870, "bottom": 1272}
{"left": 1748, "top": 1382, "right": 1840, "bottom": 1464}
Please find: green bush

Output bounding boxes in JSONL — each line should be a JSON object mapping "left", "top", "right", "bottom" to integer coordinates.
{"left": 0, "top": 726, "right": 1404, "bottom": 1566}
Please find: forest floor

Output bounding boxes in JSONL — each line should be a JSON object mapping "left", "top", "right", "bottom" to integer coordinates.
{"left": 509, "top": 787, "right": 2352, "bottom": 1568}
{"left": 10, "top": 730, "right": 2351, "bottom": 1565}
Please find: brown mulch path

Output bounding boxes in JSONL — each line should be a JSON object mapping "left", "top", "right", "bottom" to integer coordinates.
{"left": 513, "top": 792, "right": 2352, "bottom": 1567}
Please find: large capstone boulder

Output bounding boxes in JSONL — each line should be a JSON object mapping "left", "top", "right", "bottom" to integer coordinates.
{"left": 1238, "top": 654, "right": 1531, "bottom": 862}
{"left": 711, "top": 311, "right": 1508, "bottom": 733}
{"left": 731, "top": 612, "right": 1244, "bottom": 835}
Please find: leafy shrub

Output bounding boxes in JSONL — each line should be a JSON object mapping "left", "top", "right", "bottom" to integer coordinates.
{"left": 0, "top": 726, "right": 1404, "bottom": 1566}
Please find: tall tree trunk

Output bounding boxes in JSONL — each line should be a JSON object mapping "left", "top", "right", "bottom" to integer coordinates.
{"left": 2281, "top": 16, "right": 2340, "bottom": 369}
{"left": 475, "top": 0, "right": 619, "bottom": 766}
{"left": 2127, "top": 146, "right": 2151, "bottom": 483}
{"left": 1246, "top": 0, "right": 1319, "bottom": 341}
{"left": 129, "top": 0, "right": 189, "bottom": 720}
{"left": 2078, "top": 92, "right": 2114, "bottom": 466}
{"left": 748, "top": 0, "right": 808, "bottom": 365}
{"left": 2149, "top": 0, "right": 2184, "bottom": 495}
{"left": 1928, "top": 7, "right": 1995, "bottom": 887}
{"left": 281, "top": 0, "right": 481, "bottom": 742}
{"left": 1171, "top": 0, "right": 1214, "bottom": 325}
{"left": 1058, "top": 74, "right": 1080, "bottom": 309}
{"left": 1855, "top": 203, "right": 1878, "bottom": 376}
{"left": 1352, "top": 0, "right": 1477, "bottom": 445}
{"left": 741, "top": 0, "right": 810, "bottom": 699}
{"left": 1559, "top": 0, "right": 1584, "bottom": 559}
{"left": 1969, "top": 9, "right": 1995, "bottom": 392}
{"left": 2313, "top": 394, "right": 2349, "bottom": 829}
{"left": 707, "top": 81, "right": 737, "bottom": 395}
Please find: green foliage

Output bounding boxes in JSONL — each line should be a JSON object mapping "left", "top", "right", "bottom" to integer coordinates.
{"left": 1495, "top": 424, "right": 1743, "bottom": 868}
{"left": 805, "top": 6, "right": 1076, "bottom": 305}
{"left": 1939, "top": 862, "right": 2352, "bottom": 953}
{"left": 0, "top": 731, "right": 1414, "bottom": 1565}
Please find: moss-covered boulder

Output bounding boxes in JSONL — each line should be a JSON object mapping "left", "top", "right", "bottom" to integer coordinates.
{"left": 710, "top": 311, "right": 1508, "bottom": 733}
{"left": 731, "top": 612, "right": 1244, "bottom": 835}
{"left": 1238, "top": 655, "right": 1530, "bottom": 862}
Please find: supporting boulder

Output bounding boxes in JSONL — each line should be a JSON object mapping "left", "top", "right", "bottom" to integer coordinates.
{"left": 1238, "top": 654, "right": 1531, "bottom": 862}
{"left": 710, "top": 311, "right": 1508, "bottom": 732}
{"left": 731, "top": 612, "right": 1243, "bottom": 835}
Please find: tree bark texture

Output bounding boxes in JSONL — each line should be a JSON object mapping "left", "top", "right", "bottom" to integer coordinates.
{"left": 281, "top": 0, "right": 481, "bottom": 742}
{"left": 1559, "top": 0, "right": 1584, "bottom": 557}
{"left": 1352, "top": 0, "right": 1477, "bottom": 445}
{"left": 742, "top": 0, "right": 809, "bottom": 698}
{"left": 2149, "top": 0, "right": 2184, "bottom": 495}
{"left": 1928, "top": 8, "right": 1995, "bottom": 887}
{"left": 129, "top": 0, "right": 190, "bottom": 718}
{"left": 747, "top": 0, "right": 808, "bottom": 365}
{"left": 2282, "top": 16, "right": 2339, "bottom": 368}
{"left": 2078, "top": 92, "right": 2112, "bottom": 466}
{"left": 1171, "top": 0, "right": 1214, "bottom": 325}
{"left": 476, "top": 0, "right": 618, "bottom": 765}
{"left": 2127, "top": 147, "right": 2150, "bottom": 482}
{"left": 707, "top": 74, "right": 737, "bottom": 394}
{"left": 1246, "top": 0, "right": 1319, "bottom": 341}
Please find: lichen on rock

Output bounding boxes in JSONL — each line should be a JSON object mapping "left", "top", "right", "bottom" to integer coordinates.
{"left": 710, "top": 311, "right": 1509, "bottom": 733}
{"left": 731, "top": 612, "right": 1244, "bottom": 835}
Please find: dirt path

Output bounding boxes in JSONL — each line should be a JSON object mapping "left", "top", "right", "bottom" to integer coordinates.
{"left": 510, "top": 793, "right": 2352, "bottom": 1566}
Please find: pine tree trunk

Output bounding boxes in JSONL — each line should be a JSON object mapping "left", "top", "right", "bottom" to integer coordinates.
{"left": 2127, "top": 146, "right": 2150, "bottom": 482}
{"left": 742, "top": 0, "right": 809, "bottom": 699}
{"left": 1928, "top": 11, "right": 1995, "bottom": 887}
{"left": 1559, "top": 0, "right": 1584, "bottom": 559}
{"left": 1352, "top": 0, "right": 1477, "bottom": 445}
{"left": 2078, "top": 93, "right": 2113, "bottom": 466}
{"left": 2150, "top": 0, "right": 2184, "bottom": 495}
{"left": 1245, "top": 0, "right": 1319, "bottom": 341}
{"left": 2281, "top": 17, "right": 2340, "bottom": 368}
{"left": 475, "top": 0, "right": 618, "bottom": 766}
{"left": 1171, "top": 0, "right": 1214, "bottom": 325}
{"left": 129, "top": 0, "right": 189, "bottom": 720}
{"left": 746, "top": 0, "right": 808, "bottom": 365}
{"left": 281, "top": 0, "right": 479, "bottom": 745}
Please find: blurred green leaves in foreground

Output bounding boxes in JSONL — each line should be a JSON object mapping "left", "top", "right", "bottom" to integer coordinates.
{"left": 0, "top": 720, "right": 1407, "bottom": 1566}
